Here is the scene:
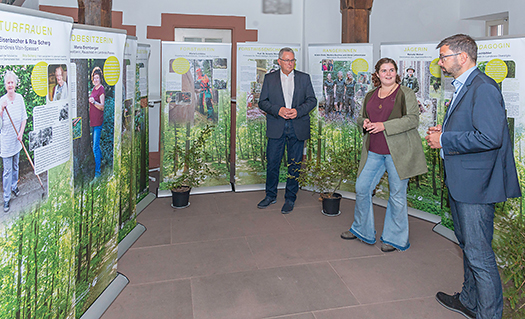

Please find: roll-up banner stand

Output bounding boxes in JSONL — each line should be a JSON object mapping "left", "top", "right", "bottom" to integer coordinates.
{"left": 380, "top": 37, "right": 525, "bottom": 234}
{"left": 307, "top": 44, "right": 373, "bottom": 193}
{"left": 118, "top": 35, "right": 138, "bottom": 243}
{"left": 159, "top": 42, "right": 232, "bottom": 197}
{"left": 70, "top": 23, "right": 126, "bottom": 318}
{"left": 380, "top": 42, "right": 444, "bottom": 224}
{"left": 442, "top": 36, "right": 525, "bottom": 231}
{"left": 134, "top": 43, "right": 154, "bottom": 213}
{"left": 0, "top": 4, "right": 76, "bottom": 318}
{"left": 475, "top": 37, "right": 525, "bottom": 197}
{"left": 235, "top": 44, "right": 301, "bottom": 192}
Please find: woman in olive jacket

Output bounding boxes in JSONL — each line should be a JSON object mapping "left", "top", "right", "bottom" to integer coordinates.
{"left": 341, "top": 58, "right": 427, "bottom": 252}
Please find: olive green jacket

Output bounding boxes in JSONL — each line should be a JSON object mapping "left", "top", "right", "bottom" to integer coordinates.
{"left": 356, "top": 85, "right": 428, "bottom": 180}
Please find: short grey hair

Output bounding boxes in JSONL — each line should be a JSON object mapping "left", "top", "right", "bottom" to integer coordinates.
{"left": 278, "top": 47, "right": 295, "bottom": 59}
{"left": 3, "top": 70, "right": 19, "bottom": 87}
{"left": 437, "top": 34, "right": 477, "bottom": 63}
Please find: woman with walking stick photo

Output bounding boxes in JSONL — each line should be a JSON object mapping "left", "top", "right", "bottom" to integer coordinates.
{"left": 0, "top": 70, "right": 28, "bottom": 213}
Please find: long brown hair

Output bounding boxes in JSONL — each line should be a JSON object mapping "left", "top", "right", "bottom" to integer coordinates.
{"left": 371, "top": 58, "right": 401, "bottom": 87}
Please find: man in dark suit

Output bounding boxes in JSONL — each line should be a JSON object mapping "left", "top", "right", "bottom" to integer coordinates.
{"left": 257, "top": 47, "right": 317, "bottom": 213}
{"left": 426, "top": 34, "right": 521, "bottom": 319}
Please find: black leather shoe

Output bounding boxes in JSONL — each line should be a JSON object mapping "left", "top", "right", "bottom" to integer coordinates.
{"left": 281, "top": 200, "right": 294, "bottom": 214}
{"left": 257, "top": 197, "right": 276, "bottom": 209}
{"left": 436, "top": 292, "right": 476, "bottom": 319}
{"left": 12, "top": 187, "right": 20, "bottom": 197}
{"left": 341, "top": 231, "right": 357, "bottom": 240}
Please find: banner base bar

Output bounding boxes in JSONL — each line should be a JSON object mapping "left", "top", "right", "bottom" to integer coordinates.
{"left": 158, "top": 184, "right": 233, "bottom": 197}
{"left": 235, "top": 184, "right": 265, "bottom": 192}
{"left": 136, "top": 193, "right": 156, "bottom": 216}
{"left": 433, "top": 223, "right": 459, "bottom": 244}
{"left": 118, "top": 223, "right": 146, "bottom": 260}
{"left": 79, "top": 273, "right": 129, "bottom": 319}
{"left": 234, "top": 182, "right": 286, "bottom": 193}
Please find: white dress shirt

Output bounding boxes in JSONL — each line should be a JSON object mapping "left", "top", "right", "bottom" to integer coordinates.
{"left": 280, "top": 69, "right": 294, "bottom": 109}
{"left": 440, "top": 66, "right": 478, "bottom": 157}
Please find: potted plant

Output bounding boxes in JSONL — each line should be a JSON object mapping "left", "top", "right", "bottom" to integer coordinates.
{"left": 295, "top": 145, "right": 356, "bottom": 216}
{"left": 168, "top": 124, "right": 217, "bottom": 208}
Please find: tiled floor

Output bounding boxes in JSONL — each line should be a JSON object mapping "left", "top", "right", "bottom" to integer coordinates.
{"left": 102, "top": 190, "right": 466, "bottom": 319}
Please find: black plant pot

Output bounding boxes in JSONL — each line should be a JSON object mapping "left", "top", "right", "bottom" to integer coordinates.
{"left": 171, "top": 187, "right": 191, "bottom": 209}
{"left": 322, "top": 192, "right": 342, "bottom": 216}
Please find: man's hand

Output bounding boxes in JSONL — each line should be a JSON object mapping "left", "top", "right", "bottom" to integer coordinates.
{"left": 425, "top": 125, "right": 442, "bottom": 149}
{"left": 287, "top": 108, "right": 297, "bottom": 119}
{"left": 278, "top": 107, "right": 289, "bottom": 119}
{"left": 279, "top": 107, "right": 297, "bottom": 119}
{"left": 426, "top": 124, "right": 442, "bottom": 135}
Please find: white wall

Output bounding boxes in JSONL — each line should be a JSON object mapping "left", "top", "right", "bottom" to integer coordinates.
{"left": 460, "top": 0, "right": 525, "bottom": 36}
{"left": 369, "top": 0, "right": 484, "bottom": 61}
{"left": 22, "top": 0, "right": 39, "bottom": 9}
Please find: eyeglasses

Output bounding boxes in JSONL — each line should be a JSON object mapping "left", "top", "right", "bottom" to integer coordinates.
{"left": 279, "top": 58, "right": 296, "bottom": 63}
{"left": 439, "top": 52, "right": 461, "bottom": 62}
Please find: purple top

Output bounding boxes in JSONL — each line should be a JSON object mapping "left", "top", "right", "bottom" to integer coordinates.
{"left": 89, "top": 85, "right": 105, "bottom": 127}
{"left": 366, "top": 86, "right": 399, "bottom": 154}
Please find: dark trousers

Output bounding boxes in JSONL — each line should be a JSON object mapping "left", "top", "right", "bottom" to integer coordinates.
{"left": 449, "top": 195, "right": 502, "bottom": 319}
{"left": 265, "top": 120, "right": 304, "bottom": 202}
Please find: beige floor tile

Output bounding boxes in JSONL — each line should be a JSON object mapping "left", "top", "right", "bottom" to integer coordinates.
{"left": 191, "top": 263, "right": 358, "bottom": 319}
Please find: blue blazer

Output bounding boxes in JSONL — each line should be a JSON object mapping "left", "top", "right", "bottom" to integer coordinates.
{"left": 258, "top": 70, "right": 317, "bottom": 140}
{"left": 442, "top": 68, "right": 521, "bottom": 203}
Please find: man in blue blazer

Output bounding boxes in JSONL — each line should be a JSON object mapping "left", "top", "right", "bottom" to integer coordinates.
{"left": 426, "top": 34, "right": 521, "bottom": 319}
{"left": 257, "top": 47, "right": 317, "bottom": 213}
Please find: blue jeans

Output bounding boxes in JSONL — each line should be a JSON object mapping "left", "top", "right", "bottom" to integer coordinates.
{"left": 350, "top": 151, "right": 410, "bottom": 250}
{"left": 3, "top": 152, "right": 20, "bottom": 203}
{"left": 265, "top": 120, "right": 304, "bottom": 202}
{"left": 92, "top": 125, "right": 102, "bottom": 176}
{"left": 449, "top": 196, "right": 502, "bottom": 319}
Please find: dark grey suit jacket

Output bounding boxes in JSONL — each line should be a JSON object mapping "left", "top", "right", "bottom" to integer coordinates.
{"left": 441, "top": 68, "right": 521, "bottom": 203}
{"left": 258, "top": 70, "right": 317, "bottom": 140}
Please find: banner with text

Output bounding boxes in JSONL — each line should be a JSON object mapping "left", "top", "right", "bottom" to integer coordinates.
{"left": 160, "top": 42, "right": 231, "bottom": 192}
{"left": 308, "top": 44, "right": 373, "bottom": 192}
{"left": 235, "top": 43, "right": 300, "bottom": 187}
{"left": 467, "top": 37, "right": 524, "bottom": 228}
{"left": 70, "top": 24, "right": 126, "bottom": 317}
{"left": 118, "top": 36, "right": 137, "bottom": 242}
{"left": 380, "top": 43, "right": 445, "bottom": 221}
{"left": 134, "top": 43, "right": 151, "bottom": 202}
{"left": 0, "top": 6, "right": 75, "bottom": 319}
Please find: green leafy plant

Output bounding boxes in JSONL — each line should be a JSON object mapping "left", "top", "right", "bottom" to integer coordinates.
{"left": 295, "top": 144, "right": 355, "bottom": 199}
{"left": 493, "top": 199, "right": 525, "bottom": 317}
{"left": 168, "top": 124, "right": 218, "bottom": 191}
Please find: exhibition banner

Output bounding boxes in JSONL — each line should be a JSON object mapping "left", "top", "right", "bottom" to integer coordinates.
{"left": 380, "top": 43, "right": 446, "bottom": 221}
{"left": 134, "top": 43, "right": 150, "bottom": 202}
{"left": 235, "top": 43, "right": 300, "bottom": 187}
{"left": 473, "top": 37, "right": 524, "bottom": 222}
{"left": 308, "top": 44, "right": 373, "bottom": 192}
{"left": 160, "top": 42, "right": 231, "bottom": 192}
{"left": 118, "top": 36, "right": 137, "bottom": 242}
{"left": 0, "top": 5, "right": 75, "bottom": 319}
{"left": 70, "top": 24, "right": 126, "bottom": 317}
